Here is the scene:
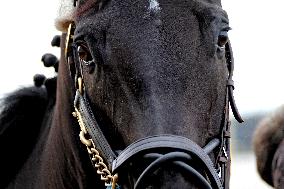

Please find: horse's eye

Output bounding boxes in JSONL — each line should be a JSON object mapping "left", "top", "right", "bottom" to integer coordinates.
{"left": 218, "top": 31, "right": 229, "bottom": 48}
{"left": 77, "top": 45, "right": 94, "bottom": 65}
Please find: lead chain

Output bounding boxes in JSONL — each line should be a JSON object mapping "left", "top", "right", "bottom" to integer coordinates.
{"left": 72, "top": 108, "right": 119, "bottom": 189}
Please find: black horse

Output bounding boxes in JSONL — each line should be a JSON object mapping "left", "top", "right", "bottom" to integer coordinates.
{"left": 253, "top": 106, "right": 284, "bottom": 189}
{"left": 0, "top": 0, "right": 243, "bottom": 188}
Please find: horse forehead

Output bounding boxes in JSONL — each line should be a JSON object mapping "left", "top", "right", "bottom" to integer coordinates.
{"left": 75, "top": 0, "right": 221, "bottom": 7}
{"left": 74, "top": 0, "right": 228, "bottom": 38}
{"left": 75, "top": 0, "right": 224, "bottom": 19}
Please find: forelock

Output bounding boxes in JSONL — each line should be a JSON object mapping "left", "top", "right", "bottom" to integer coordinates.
{"left": 75, "top": 0, "right": 101, "bottom": 19}
{"left": 54, "top": 0, "right": 222, "bottom": 32}
{"left": 55, "top": 0, "right": 103, "bottom": 32}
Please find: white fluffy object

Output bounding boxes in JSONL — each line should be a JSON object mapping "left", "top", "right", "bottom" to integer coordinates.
{"left": 55, "top": 0, "right": 75, "bottom": 32}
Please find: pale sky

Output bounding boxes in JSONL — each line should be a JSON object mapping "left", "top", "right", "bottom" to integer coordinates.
{"left": 223, "top": 0, "right": 284, "bottom": 114}
{"left": 0, "top": 0, "right": 59, "bottom": 98}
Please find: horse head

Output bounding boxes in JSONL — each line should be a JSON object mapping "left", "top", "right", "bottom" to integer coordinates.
{"left": 54, "top": 0, "right": 243, "bottom": 188}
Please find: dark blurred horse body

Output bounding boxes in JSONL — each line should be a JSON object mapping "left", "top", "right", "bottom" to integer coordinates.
{"left": 0, "top": 0, "right": 241, "bottom": 188}
{"left": 253, "top": 106, "right": 284, "bottom": 189}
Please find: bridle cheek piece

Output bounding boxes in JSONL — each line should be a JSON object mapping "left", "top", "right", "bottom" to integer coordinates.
{"left": 66, "top": 20, "right": 243, "bottom": 189}
{"left": 72, "top": 79, "right": 119, "bottom": 189}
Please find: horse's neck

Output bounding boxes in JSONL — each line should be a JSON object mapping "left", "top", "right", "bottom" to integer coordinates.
{"left": 37, "top": 59, "right": 102, "bottom": 189}
{"left": 0, "top": 85, "right": 52, "bottom": 189}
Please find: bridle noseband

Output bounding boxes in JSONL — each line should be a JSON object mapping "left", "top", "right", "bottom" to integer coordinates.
{"left": 111, "top": 135, "right": 223, "bottom": 189}
{"left": 66, "top": 19, "right": 243, "bottom": 189}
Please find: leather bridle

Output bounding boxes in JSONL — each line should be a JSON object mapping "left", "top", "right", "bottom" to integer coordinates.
{"left": 65, "top": 18, "right": 243, "bottom": 189}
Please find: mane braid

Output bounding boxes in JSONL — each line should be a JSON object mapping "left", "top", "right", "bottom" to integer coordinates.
{"left": 75, "top": 0, "right": 103, "bottom": 18}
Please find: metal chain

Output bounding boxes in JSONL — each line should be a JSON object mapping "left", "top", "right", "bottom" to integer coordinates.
{"left": 72, "top": 107, "right": 118, "bottom": 189}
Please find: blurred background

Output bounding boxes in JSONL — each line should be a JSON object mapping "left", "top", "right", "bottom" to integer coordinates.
{"left": 223, "top": 0, "right": 284, "bottom": 188}
{"left": 1, "top": 0, "right": 283, "bottom": 188}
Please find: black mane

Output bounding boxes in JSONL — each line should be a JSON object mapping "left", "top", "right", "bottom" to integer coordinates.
{"left": 0, "top": 78, "right": 56, "bottom": 188}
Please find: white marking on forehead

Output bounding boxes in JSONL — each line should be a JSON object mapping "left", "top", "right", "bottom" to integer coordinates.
{"left": 149, "top": 0, "right": 161, "bottom": 12}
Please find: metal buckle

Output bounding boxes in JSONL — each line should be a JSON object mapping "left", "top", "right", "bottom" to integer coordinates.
{"left": 77, "top": 77, "right": 83, "bottom": 94}
{"left": 222, "top": 147, "right": 228, "bottom": 159}
{"left": 218, "top": 167, "right": 222, "bottom": 178}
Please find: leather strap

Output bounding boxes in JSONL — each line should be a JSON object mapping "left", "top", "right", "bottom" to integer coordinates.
{"left": 136, "top": 152, "right": 213, "bottom": 189}
{"left": 112, "top": 135, "right": 223, "bottom": 189}
{"left": 226, "top": 41, "right": 244, "bottom": 123}
{"left": 74, "top": 90, "right": 117, "bottom": 167}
